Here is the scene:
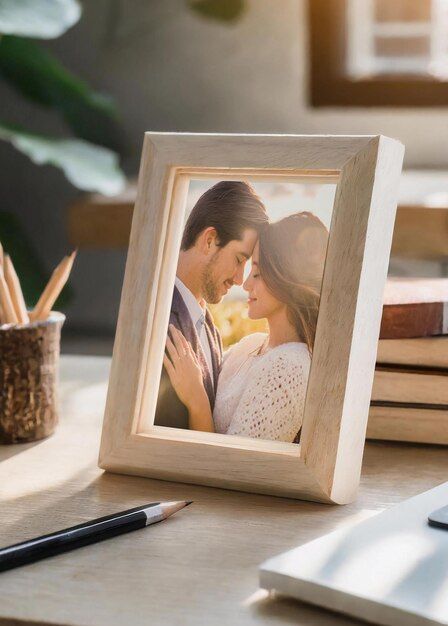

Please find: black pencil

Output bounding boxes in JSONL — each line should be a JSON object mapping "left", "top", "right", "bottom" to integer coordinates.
{"left": 0, "top": 501, "right": 192, "bottom": 573}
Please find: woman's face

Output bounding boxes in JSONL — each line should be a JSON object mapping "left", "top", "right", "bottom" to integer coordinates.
{"left": 243, "top": 242, "right": 284, "bottom": 320}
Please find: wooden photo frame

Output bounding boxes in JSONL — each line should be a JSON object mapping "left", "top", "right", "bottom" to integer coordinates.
{"left": 99, "top": 132, "right": 404, "bottom": 504}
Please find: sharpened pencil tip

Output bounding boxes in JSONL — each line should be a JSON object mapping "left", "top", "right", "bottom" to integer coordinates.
{"left": 159, "top": 500, "right": 193, "bottom": 518}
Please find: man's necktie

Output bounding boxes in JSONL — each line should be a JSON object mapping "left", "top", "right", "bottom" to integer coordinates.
{"left": 195, "top": 313, "right": 205, "bottom": 336}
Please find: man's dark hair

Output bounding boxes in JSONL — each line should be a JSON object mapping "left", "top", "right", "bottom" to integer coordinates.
{"left": 181, "top": 181, "right": 268, "bottom": 251}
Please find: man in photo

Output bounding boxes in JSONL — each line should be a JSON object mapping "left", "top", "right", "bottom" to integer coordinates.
{"left": 154, "top": 181, "right": 268, "bottom": 429}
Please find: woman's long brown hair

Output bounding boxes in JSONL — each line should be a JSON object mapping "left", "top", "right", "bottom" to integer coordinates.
{"left": 258, "top": 211, "right": 329, "bottom": 357}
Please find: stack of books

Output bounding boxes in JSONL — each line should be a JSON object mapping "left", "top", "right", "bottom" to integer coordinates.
{"left": 368, "top": 277, "right": 448, "bottom": 444}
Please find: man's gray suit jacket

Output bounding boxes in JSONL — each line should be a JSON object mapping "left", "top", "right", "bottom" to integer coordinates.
{"left": 154, "top": 285, "right": 223, "bottom": 430}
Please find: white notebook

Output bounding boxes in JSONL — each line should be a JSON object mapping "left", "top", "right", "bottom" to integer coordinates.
{"left": 260, "top": 481, "right": 448, "bottom": 626}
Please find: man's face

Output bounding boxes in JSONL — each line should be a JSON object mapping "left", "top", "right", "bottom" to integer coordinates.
{"left": 201, "top": 228, "right": 258, "bottom": 304}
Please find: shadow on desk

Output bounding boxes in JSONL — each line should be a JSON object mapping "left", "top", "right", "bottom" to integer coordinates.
{"left": 248, "top": 589, "right": 360, "bottom": 625}
{"left": 0, "top": 467, "right": 333, "bottom": 554}
{"left": 0, "top": 438, "right": 45, "bottom": 462}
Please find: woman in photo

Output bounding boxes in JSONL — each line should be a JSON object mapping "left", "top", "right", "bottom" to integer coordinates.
{"left": 164, "top": 211, "right": 329, "bottom": 442}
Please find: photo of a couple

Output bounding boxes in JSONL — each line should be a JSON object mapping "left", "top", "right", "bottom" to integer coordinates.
{"left": 154, "top": 180, "right": 331, "bottom": 443}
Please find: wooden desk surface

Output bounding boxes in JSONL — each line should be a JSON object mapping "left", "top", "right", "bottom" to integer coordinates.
{"left": 1, "top": 356, "right": 448, "bottom": 626}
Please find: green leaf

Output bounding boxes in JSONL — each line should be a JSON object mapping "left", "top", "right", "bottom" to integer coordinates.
{"left": 188, "top": 0, "right": 245, "bottom": 22}
{"left": 0, "top": 123, "right": 126, "bottom": 196}
{"left": 0, "top": 36, "right": 122, "bottom": 150}
{"left": 0, "top": 0, "right": 81, "bottom": 39}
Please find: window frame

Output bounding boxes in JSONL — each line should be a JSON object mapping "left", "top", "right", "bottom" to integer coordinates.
{"left": 309, "top": 0, "right": 448, "bottom": 107}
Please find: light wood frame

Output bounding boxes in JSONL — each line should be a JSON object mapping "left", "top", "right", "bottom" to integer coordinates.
{"left": 99, "top": 132, "right": 404, "bottom": 504}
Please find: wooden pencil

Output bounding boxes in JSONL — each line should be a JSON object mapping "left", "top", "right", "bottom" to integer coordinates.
{"left": 4, "top": 255, "right": 29, "bottom": 324}
{"left": 0, "top": 241, "right": 4, "bottom": 323}
{"left": 29, "top": 255, "right": 68, "bottom": 322}
{"left": 30, "top": 250, "right": 77, "bottom": 322}
{"left": 0, "top": 265, "right": 19, "bottom": 324}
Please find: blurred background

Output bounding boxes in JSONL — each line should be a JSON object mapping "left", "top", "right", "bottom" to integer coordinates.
{"left": 1, "top": 0, "right": 447, "bottom": 355}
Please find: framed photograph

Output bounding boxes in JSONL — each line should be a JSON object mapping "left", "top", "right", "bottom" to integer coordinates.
{"left": 99, "top": 132, "right": 404, "bottom": 503}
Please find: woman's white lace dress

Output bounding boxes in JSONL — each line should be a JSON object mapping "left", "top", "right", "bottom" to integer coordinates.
{"left": 213, "top": 332, "right": 311, "bottom": 442}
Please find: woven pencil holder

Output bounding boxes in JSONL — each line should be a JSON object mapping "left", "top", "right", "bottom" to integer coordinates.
{"left": 0, "top": 312, "right": 65, "bottom": 444}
